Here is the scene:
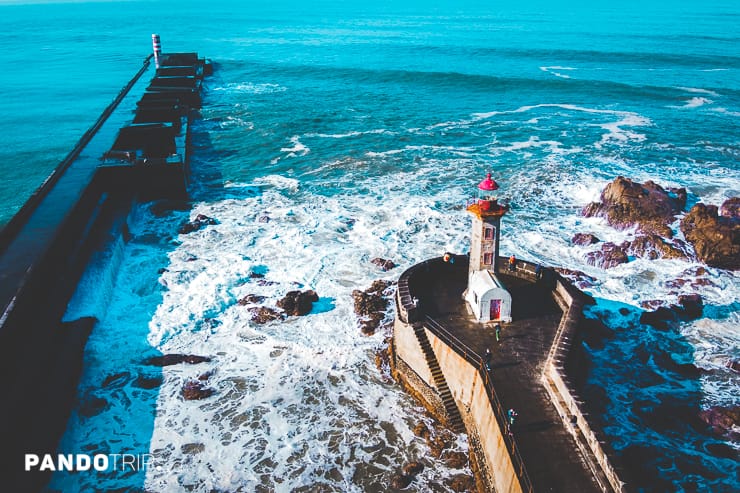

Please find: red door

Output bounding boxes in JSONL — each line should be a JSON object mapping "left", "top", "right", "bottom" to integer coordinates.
{"left": 490, "top": 299, "right": 501, "bottom": 320}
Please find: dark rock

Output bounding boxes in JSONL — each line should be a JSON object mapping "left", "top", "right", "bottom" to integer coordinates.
{"left": 412, "top": 422, "right": 431, "bottom": 440}
{"left": 639, "top": 306, "right": 678, "bottom": 330}
{"left": 572, "top": 233, "right": 600, "bottom": 245}
{"left": 79, "top": 396, "right": 109, "bottom": 417}
{"left": 360, "top": 313, "right": 385, "bottom": 336}
{"left": 585, "top": 242, "right": 629, "bottom": 269}
{"left": 277, "top": 290, "right": 319, "bottom": 316}
{"left": 677, "top": 293, "right": 703, "bottom": 320}
{"left": 554, "top": 267, "right": 598, "bottom": 288}
{"left": 145, "top": 354, "right": 211, "bottom": 366}
{"left": 582, "top": 177, "right": 685, "bottom": 236}
{"left": 102, "top": 372, "right": 130, "bottom": 388}
{"left": 390, "top": 474, "right": 413, "bottom": 489}
{"left": 181, "top": 443, "right": 206, "bottom": 454}
{"left": 652, "top": 351, "right": 706, "bottom": 378}
{"left": 179, "top": 214, "right": 218, "bottom": 234}
{"left": 402, "top": 462, "right": 424, "bottom": 476}
{"left": 625, "top": 234, "right": 687, "bottom": 260}
{"left": 133, "top": 375, "right": 163, "bottom": 389}
{"left": 705, "top": 442, "right": 739, "bottom": 461}
{"left": 720, "top": 196, "right": 740, "bottom": 220}
{"left": 443, "top": 451, "right": 468, "bottom": 469}
{"left": 698, "top": 405, "right": 740, "bottom": 441}
{"left": 371, "top": 257, "right": 397, "bottom": 271}
{"left": 182, "top": 380, "right": 215, "bottom": 400}
{"left": 238, "top": 294, "right": 266, "bottom": 305}
{"left": 640, "top": 299, "right": 666, "bottom": 311}
{"left": 680, "top": 201, "right": 740, "bottom": 270}
{"left": 427, "top": 434, "right": 449, "bottom": 458}
{"left": 352, "top": 289, "right": 388, "bottom": 317}
{"left": 726, "top": 360, "right": 740, "bottom": 373}
{"left": 448, "top": 473, "right": 476, "bottom": 492}
{"left": 248, "top": 271, "right": 265, "bottom": 279}
{"left": 248, "top": 306, "right": 284, "bottom": 324}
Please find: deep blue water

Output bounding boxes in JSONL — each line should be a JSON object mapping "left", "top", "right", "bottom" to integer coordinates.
{"left": 0, "top": 1, "right": 738, "bottom": 492}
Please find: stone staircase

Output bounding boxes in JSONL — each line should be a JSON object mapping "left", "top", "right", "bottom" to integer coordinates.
{"left": 412, "top": 323, "right": 465, "bottom": 432}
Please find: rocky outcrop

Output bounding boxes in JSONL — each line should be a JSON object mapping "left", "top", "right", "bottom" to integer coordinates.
{"left": 625, "top": 234, "right": 687, "bottom": 261}
{"left": 585, "top": 242, "right": 629, "bottom": 269}
{"left": 277, "top": 290, "right": 319, "bottom": 316}
{"left": 390, "top": 474, "right": 413, "bottom": 489}
{"left": 145, "top": 354, "right": 211, "bottom": 366}
{"left": 403, "top": 462, "right": 424, "bottom": 476}
{"left": 639, "top": 294, "right": 704, "bottom": 329}
{"left": 371, "top": 257, "right": 397, "bottom": 271}
{"left": 572, "top": 233, "right": 600, "bottom": 246}
{"left": 248, "top": 306, "right": 284, "bottom": 324}
{"left": 353, "top": 280, "right": 393, "bottom": 335}
{"left": 680, "top": 200, "right": 740, "bottom": 270}
{"left": 182, "top": 380, "right": 215, "bottom": 400}
{"left": 698, "top": 405, "right": 740, "bottom": 441}
{"left": 582, "top": 176, "right": 686, "bottom": 237}
{"left": 448, "top": 474, "right": 476, "bottom": 492}
{"left": 443, "top": 451, "right": 468, "bottom": 469}
{"left": 179, "top": 213, "right": 218, "bottom": 234}
{"left": 238, "top": 294, "right": 266, "bottom": 305}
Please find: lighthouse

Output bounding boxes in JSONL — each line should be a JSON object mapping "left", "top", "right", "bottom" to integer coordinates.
{"left": 464, "top": 173, "right": 512, "bottom": 323}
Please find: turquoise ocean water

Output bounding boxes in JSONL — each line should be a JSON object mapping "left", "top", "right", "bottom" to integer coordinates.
{"left": 0, "top": 1, "right": 738, "bottom": 491}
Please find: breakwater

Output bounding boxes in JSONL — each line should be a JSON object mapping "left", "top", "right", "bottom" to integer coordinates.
{"left": 0, "top": 48, "right": 210, "bottom": 491}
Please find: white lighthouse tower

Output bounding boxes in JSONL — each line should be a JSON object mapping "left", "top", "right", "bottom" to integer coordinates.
{"left": 464, "top": 173, "right": 512, "bottom": 323}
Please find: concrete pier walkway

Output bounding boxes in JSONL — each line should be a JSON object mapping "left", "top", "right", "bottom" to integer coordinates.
{"left": 412, "top": 265, "right": 603, "bottom": 492}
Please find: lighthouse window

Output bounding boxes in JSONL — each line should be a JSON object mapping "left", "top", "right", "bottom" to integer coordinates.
{"left": 483, "top": 253, "right": 493, "bottom": 265}
{"left": 484, "top": 227, "right": 494, "bottom": 240}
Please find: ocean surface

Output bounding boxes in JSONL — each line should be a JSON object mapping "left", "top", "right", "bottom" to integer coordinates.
{"left": 1, "top": 0, "right": 738, "bottom": 491}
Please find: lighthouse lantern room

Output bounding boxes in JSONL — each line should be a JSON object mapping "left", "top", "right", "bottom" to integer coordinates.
{"left": 464, "top": 172, "right": 512, "bottom": 323}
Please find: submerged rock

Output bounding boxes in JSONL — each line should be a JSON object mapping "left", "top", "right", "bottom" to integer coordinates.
{"left": 625, "top": 234, "right": 687, "bottom": 261}
{"left": 402, "top": 462, "right": 424, "bottom": 476}
{"left": 582, "top": 176, "right": 686, "bottom": 237}
{"left": 371, "top": 257, "right": 397, "bottom": 271}
{"left": 277, "top": 290, "right": 319, "bottom": 316}
{"left": 639, "top": 306, "right": 679, "bottom": 330}
{"left": 677, "top": 293, "right": 703, "bottom": 320}
{"left": 78, "top": 396, "right": 108, "bottom": 417}
{"left": 133, "top": 375, "right": 163, "bottom": 389}
{"left": 680, "top": 200, "right": 740, "bottom": 270}
{"left": 182, "top": 380, "right": 215, "bottom": 401}
{"left": 698, "top": 405, "right": 740, "bottom": 441}
{"left": 179, "top": 213, "right": 218, "bottom": 234}
{"left": 145, "top": 354, "right": 211, "bottom": 366}
{"left": 448, "top": 473, "right": 476, "bottom": 492}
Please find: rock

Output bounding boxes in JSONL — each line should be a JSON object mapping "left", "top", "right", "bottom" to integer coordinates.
{"left": 277, "top": 290, "right": 319, "bottom": 316}
{"left": 133, "top": 375, "right": 163, "bottom": 389}
{"left": 249, "top": 271, "right": 265, "bottom": 279}
{"left": 238, "top": 294, "right": 266, "bottom": 306}
{"left": 680, "top": 201, "right": 740, "bottom": 270}
{"left": 257, "top": 279, "right": 277, "bottom": 286}
{"left": 79, "top": 396, "right": 108, "bottom": 417}
{"left": 102, "top": 372, "right": 130, "bottom": 388}
{"left": 427, "top": 434, "right": 449, "bottom": 458}
{"left": 443, "top": 451, "right": 468, "bottom": 469}
{"left": 572, "top": 233, "right": 600, "bottom": 245}
{"left": 585, "top": 242, "right": 629, "bottom": 269}
{"left": 145, "top": 354, "right": 211, "bottom": 366}
{"left": 640, "top": 299, "right": 666, "bottom": 311}
{"left": 390, "top": 473, "right": 413, "bottom": 489}
{"left": 720, "top": 196, "right": 740, "bottom": 219}
{"left": 375, "top": 346, "right": 391, "bottom": 371}
{"left": 726, "top": 360, "right": 740, "bottom": 373}
{"left": 178, "top": 213, "right": 218, "bottom": 234}
{"left": 582, "top": 177, "right": 686, "bottom": 237}
{"left": 412, "top": 422, "right": 431, "bottom": 440}
{"left": 352, "top": 289, "right": 388, "bottom": 317}
{"left": 639, "top": 306, "right": 678, "bottom": 330}
{"left": 625, "top": 234, "right": 687, "bottom": 260}
{"left": 402, "top": 462, "right": 424, "bottom": 476}
{"left": 181, "top": 443, "right": 206, "bottom": 454}
{"left": 371, "top": 257, "right": 397, "bottom": 271}
{"left": 248, "top": 306, "right": 284, "bottom": 324}
{"left": 698, "top": 405, "right": 740, "bottom": 441}
{"left": 182, "top": 380, "right": 215, "bottom": 400}
{"left": 677, "top": 293, "right": 703, "bottom": 320}
{"left": 448, "top": 473, "right": 476, "bottom": 492}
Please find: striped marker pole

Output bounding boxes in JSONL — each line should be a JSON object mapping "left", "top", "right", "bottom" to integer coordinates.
{"left": 152, "top": 33, "right": 162, "bottom": 68}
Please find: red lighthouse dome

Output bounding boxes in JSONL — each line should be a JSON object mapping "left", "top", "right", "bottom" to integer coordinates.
{"left": 478, "top": 173, "right": 499, "bottom": 192}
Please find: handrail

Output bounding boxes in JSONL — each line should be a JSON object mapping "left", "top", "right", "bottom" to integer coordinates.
{"left": 0, "top": 55, "right": 154, "bottom": 252}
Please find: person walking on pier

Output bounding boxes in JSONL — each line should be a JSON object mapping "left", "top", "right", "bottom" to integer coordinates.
{"left": 507, "top": 408, "right": 518, "bottom": 426}
{"left": 494, "top": 323, "right": 501, "bottom": 343}
{"left": 508, "top": 255, "right": 516, "bottom": 272}
{"left": 484, "top": 348, "right": 492, "bottom": 371}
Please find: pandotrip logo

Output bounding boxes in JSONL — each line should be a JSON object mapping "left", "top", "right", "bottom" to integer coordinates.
{"left": 24, "top": 453, "right": 153, "bottom": 472}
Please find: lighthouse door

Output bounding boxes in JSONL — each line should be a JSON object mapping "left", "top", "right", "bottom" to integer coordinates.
{"left": 490, "top": 299, "right": 501, "bottom": 320}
